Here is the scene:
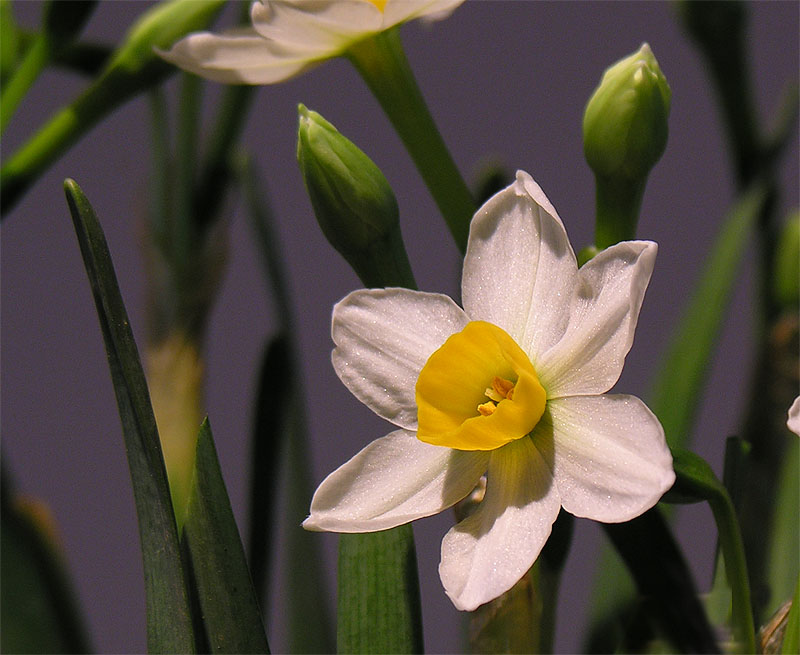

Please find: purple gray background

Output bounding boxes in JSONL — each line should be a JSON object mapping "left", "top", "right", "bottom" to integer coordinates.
{"left": 2, "top": 1, "right": 798, "bottom": 653}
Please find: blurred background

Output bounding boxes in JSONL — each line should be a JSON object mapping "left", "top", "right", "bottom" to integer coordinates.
{"left": 2, "top": 1, "right": 798, "bottom": 652}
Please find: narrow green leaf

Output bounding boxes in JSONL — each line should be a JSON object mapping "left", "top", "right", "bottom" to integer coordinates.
{"left": 63, "top": 179, "right": 196, "bottom": 653}
{"left": 1, "top": 475, "right": 92, "bottom": 654}
{"left": 664, "top": 447, "right": 757, "bottom": 653}
{"left": 587, "top": 186, "right": 767, "bottom": 650}
{"left": 782, "top": 577, "right": 799, "bottom": 654}
{"left": 602, "top": 508, "right": 720, "bottom": 654}
{"left": 338, "top": 526, "right": 423, "bottom": 654}
{"left": 765, "top": 436, "right": 799, "bottom": 616}
{"left": 239, "top": 155, "right": 335, "bottom": 652}
{"left": 182, "top": 419, "right": 270, "bottom": 654}
{"left": 246, "top": 333, "right": 292, "bottom": 608}
{"left": 649, "top": 184, "right": 768, "bottom": 449}
{"left": 0, "top": 0, "right": 20, "bottom": 84}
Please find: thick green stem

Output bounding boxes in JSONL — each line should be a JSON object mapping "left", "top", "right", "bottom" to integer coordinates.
{"left": 709, "top": 492, "right": 757, "bottom": 654}
{"left": 0, "top": 35, "right": 50, "bottom": 134}
{"left": 1, "top": 60, "right": 172, "bottom": 215}
{"left": 347, "top": 28, "right": 475, "bottom": 253}
{"left": 593, "top": 174, "right": 647, "bottom": 249}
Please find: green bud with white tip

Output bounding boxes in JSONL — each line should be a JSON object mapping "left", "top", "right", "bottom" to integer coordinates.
{"left": 297, "top": 105, "right": 414, "bottom": 288}
{"left": 583, "top": 44, "right": 671, "bottom": 248}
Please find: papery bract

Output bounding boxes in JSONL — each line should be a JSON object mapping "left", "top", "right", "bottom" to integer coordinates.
{"left": 304, "top": 171, "right": 675, "bottom": 611}
{"left": 160, "top": 0, "right": 464, "bottom": 84}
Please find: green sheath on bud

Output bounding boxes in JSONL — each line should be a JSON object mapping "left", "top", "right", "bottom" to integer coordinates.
{"left": 296, "top": 105, "right": 415, "bottom": 288}
{"left": 583, "top": 44, "right": 671, "bottom": 248}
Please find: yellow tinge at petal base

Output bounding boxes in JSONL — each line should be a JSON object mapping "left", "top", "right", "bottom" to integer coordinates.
{"left": 415, "top": 321, "right": 546, "bottom": 450}
{"left": 365, "top": 0, "right": 388, "bottom": 13}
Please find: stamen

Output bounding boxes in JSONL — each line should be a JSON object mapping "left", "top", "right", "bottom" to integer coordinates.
{"left": 492, "top": 377, "right": 515, "bottom": 399}
{"left": 477, "top": 401, "right": 497, "bottom": 416}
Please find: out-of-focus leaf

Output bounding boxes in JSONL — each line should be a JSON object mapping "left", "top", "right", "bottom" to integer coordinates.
{"left": 0, "top": 0, "right": 20, "bottom": 83}
{"left": 239, "top": 155, "right": 335, "bottom": 652}
{"left": 63, "top": 179, "right": 196, "bottom": 653}
{"left": 601, "top": 507, "right": 720, "bottom": 654}
{"left": 246, "top": 333, "right": 291, "bottom": 608}
{"left": 338, "top": 526, "right": 423, "bottom": 654}
{"left": 0, "top": 480, "right": 92, "bottom": 654}
{"left": 650, "top": 184, "right": 767, "bottom": 450}
{"left": 782, "top": 578, "right": 799, "bottom": 654}
{"left": 765, "top": 436, "right": 799, "bottom": 616}
{"left": 182, "top": 419, "right": 270, "bottom": 654}
{"left": 586, "top": 187, "right": 765, "bottom": 653}
{"left": 663, "top": 447, "right": 756, "bottom": 654}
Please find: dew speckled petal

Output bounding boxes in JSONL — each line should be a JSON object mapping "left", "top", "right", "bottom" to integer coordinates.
{"left": 539, "top": 395, "right": 674, "bottom": 522}
{"left": 303, "top": 429, "right": 489, "bottom": 532}
{"left": 438, "top": 435, "right": 561, "bottom": 611}
{"left": 461, "top": 171, "right": 577, "bottom": 364}
{"left": 788, "top": 396, "right": 800, "bottom": 436}
{"left": 382, "top": 0, "right": 465, "bottom": 27}
{"left": 332, "top": 287, "right": 469, "bottom": 430}
{"left": 159, "top": 27, "right": 322, "bottom": 84}
{"left": 536, "top": 240, "right": 657, "bottom": 396}
{"left": 251, "top": 0, "right": 382, "bottom": 52}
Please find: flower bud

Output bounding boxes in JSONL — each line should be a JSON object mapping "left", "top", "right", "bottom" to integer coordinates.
{"left": 583, "top": 43, "right": 671, "bottom": 181}
{"left": 297, "top": 105, "right": 414, "bottom": 287}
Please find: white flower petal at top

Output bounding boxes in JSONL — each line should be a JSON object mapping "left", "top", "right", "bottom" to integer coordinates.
{"left": 788, "top": 396, "right": 800, "bottom": 436}
{"left": 160, "top": 0, "right": 465, "bottom": 85}
{"left": 305, "top": 170, "right": 675, "bottom": 611}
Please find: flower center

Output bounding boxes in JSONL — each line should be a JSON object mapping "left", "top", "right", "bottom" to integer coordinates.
{"left": 415, "top": 321, "right": 546, "bottom": 451}
{"left": 364, "top": 0, "right": 388, "bottom": 12}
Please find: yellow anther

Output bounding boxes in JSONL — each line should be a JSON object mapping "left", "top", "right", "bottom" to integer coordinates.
{"left": 477, "top": 401, "right": 497, "bottom": 417}
{"left": 491, "top": 376, "right": 515, "bottom": 400}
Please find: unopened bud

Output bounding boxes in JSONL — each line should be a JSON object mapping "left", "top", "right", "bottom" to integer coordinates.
{"left": 297, "top": 105, "right": 414, "bottom": 287}
{"left": 583, "top": 43, "right": 671, "bottom": 181}
{"left": 584, "top": 44, "right": 671, "bottom": 248}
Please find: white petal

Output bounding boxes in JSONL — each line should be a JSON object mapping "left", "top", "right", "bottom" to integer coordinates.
{"left": 439, "top": 436, "right": 561, "bottom": 611}
{"left": 303, "top": 429, "right": 488, "bottom": 532}
{"left": 539, "top": 395, "right": 674, "bottom": 523}
{"left": 537, "top": 241, "right": 657, "bottom": 396}
{"left": 461, "top": 171, "right": 577, "bottom": 363}
{"left": 159, "top": 28, "right": 320, "bottom": 84}
{"left": 332, "top": 288, "right": 468, "bottom": 430}
{"left": 788, "top": 396, "right": 800, "bottom": 436}
{"left": 252, "top": 0, "right": 382, "bottom": 51}
{"left": 382, "top": 0, "right": 465, "bottom": 27}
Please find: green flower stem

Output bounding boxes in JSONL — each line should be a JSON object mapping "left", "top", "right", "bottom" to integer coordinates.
{"left": 709, "top": 492, "right": 756, "bottom": 653}
{"left": 670, "top": 448, "right": 757, "bottom": 653}
{"left": 347, "top": 28, "right": 475, "bottom": 253}
{"left": 0, "top": 0, "right": 226, "bottom": 217}
{"left": 0, "top": 35, "right": 50, "bottom": 134}
{"left": 593, "top": 174, "right": 646, "bottom": 250}
{"left": 1, "top": 61, "right": 173, "bottom": 216}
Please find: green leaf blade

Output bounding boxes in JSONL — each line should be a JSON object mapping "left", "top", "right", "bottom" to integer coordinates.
{"left": 338, "top": 526, "right": 423, "bottom": 654}
{"left": 649, "top": 185, "right": 768, "bottom": 450}
{"left": 182, "top": 419, "right": 270, "bottom": 654}
{"left": 63, "top": 179, "right": 196, "bottom": 654}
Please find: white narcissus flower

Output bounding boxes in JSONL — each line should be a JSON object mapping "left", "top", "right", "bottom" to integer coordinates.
{"left": 303, "top": 171, "right": 675, "bottom": 611}
{"left": 788, "top": 397, "right": 800, "bottom": 436}
{"left": 159, "top": 0, "right": 464, "bottom": 84}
